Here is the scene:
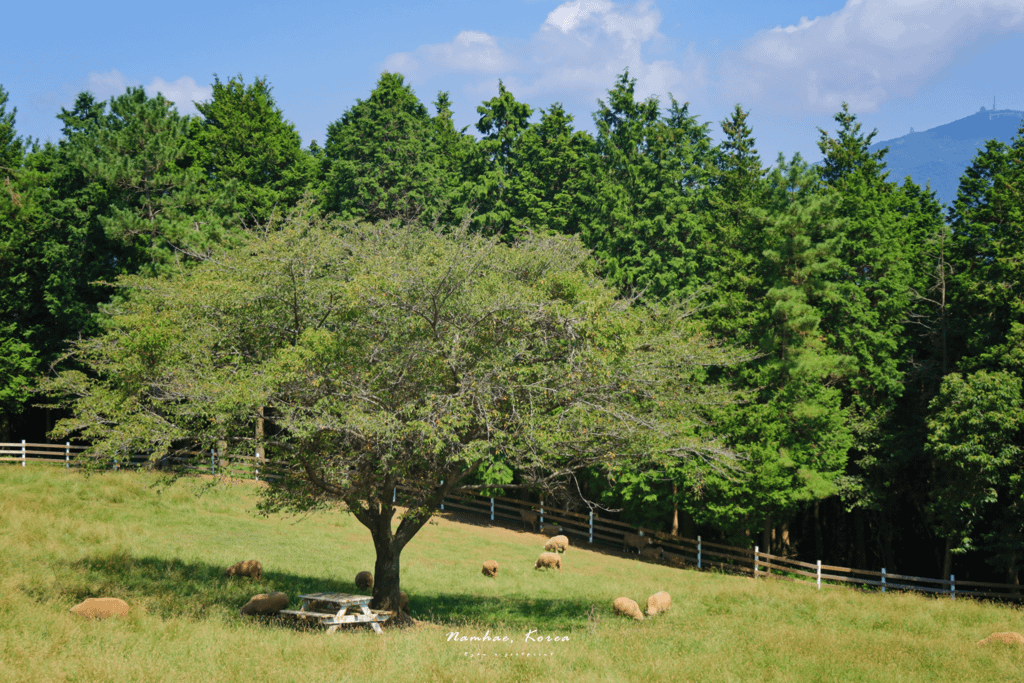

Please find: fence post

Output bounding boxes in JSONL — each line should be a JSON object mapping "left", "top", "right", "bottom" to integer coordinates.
{"left": 210, "top": 448, "right": 216, "bottom": 476}
{"left": 254, "top": 449, "right": 259, "bottom": 481}
{"left": 697, "top": 535, "right": 702, "bottom": 569}
{"left": 951, "top": 574, "right": 955, "bottom": 601}
{"left": 65, "top": 442, "right": 70, "bottom": 469}
{"left": 440, "top": 481, "right": 444, "bottom": 511}
{"left": 490, "top": 497, "right": 494, "bottom": 521}
{"left": 817, "top": 560, "right": 821, "bottom": 590}
{"left": 21, "top": 439, "right": 26, "bottom": 467}
{"left": 540, "top": 501, "right": 544, "bottom": 528}
{"left": 589, "top": 511, "right": 594, "bottom": 544}
{"left": 881, "top": 568, "right": 886, "bottom": 594}
{"left": 754, "top": 545, "right": 759, "bottom": 578}
{"left": 393, "top": 488, "right": 397, "bottom": 503}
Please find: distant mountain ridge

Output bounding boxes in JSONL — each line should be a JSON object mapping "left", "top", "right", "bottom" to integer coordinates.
{"left": 866, "top": 106, "right": 1024, "bottom": 207}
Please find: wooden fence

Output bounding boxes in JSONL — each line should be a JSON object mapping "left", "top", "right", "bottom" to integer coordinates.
{"left": 434, "top": 488, "right": 1023, "bottom": 603}
{"left": 5, "top": 441, "right": 1020, "bottom": 602}
{"left": 0, "top": 441, "right": 277, "bottom": 480}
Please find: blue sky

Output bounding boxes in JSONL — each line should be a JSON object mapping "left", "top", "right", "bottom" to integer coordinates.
{"left": 4, "top": 0, "right": 1024, "bottom": 164}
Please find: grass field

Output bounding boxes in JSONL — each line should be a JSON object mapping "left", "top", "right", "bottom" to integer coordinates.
{"left": 2, "top": 467, "right": 1023, "bottom": 682}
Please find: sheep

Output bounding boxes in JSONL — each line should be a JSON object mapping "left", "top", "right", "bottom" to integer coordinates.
{"left": 662, "top": 551, "right": 687, "bottom": 567}
{"left": 544, "top": 535, "right": 569, "bottom": 553}
{"left": 400, "top": 591, "right": 410, "bottom": 614}
{"left": 645, "top": 591, "right": 671, "bottom": 616}
{"left": 355, "top": 571, "right": 373, "bottom": 592}
{"left": 542, "top": 525, "right": 564, "bottom": 537}
{"left": 225, "top": 559, "right": 263, "bottom": 581}
{"left": 639, "top": 545, "right": 664, "bottom": 561}
{"left": 534, "top": 552, "right": 562, "bottom": 571}
{"left": 977, "top": 632, "right": 1024, "bottom": 646}
{"left": 612, "top": 597, "right": 644, "bottom": 621}
{"left": 482, "top": 560, "right": 499, "bottom": 577}
{"left": 520, "top": 509, "right": 539, "bottom": 532}
{"left": 239, "top": 591, "right": 288, "bottom": 616}
{"left": 69, "top": 597, "right": 130, "bottom": 620}
{"left": 622, "top": 532, "right": 653, "bottom": 554}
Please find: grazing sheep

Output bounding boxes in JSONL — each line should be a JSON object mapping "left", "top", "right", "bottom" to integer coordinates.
{"left": 225, "top": 559, "right": 263, "bottom": 581}
{"left": 977, "top": 632, "right": 1024, "bottom": 646}
{"left": 612, "top": 597, "right": 644, "bottom": 621}
{"left": 639, "top": 545, "right": 664, "bottom": 561}
{"left": 622, "top": 532, "right": 653, "bottom": 554}
{"left": 534, "top": 552, "right": 562, "bottom": 571}
{"left": 520, "top": 509, "right": 539, "bottom": 532}
{"left": 482, "top": 560, "right": 499, "bottom": 577}
{"left": 355, "top": 571, "right": 373, "bottom": 592}
{"left": 662, "top": 551, "right": 686, "bottom": 566}
{"left": 239, "top": 591, "right": 288, "bottom": 616}
{"left": 544, "top": 535, "right": 569, "bottom": 553}
{"left": 69, "top": 597, "right": 130, "bottom": 620}
{"left": 646, "top": 591, "right": 671, "bottom": 616}
{"left": 542, "top": 525, "right": 564, "bottom": 537}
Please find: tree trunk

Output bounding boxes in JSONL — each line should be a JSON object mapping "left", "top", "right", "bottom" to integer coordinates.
{"left": 671, "top": 483, "right": 679, "bottom": 536}
{"left": 854, "top": 508, "right": 866, "bottom": 570}
{"left": 942, "top": 536, "right": 953, "bottom": 582}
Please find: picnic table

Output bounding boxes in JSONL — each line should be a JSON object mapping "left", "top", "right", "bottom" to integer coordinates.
{"left": 278, "top": 592, "right": 390, "bottom": 634}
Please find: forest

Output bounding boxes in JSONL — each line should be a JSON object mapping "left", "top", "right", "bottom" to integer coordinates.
{"left": 2, "top": 70, "right": 1023, "bottom": 589}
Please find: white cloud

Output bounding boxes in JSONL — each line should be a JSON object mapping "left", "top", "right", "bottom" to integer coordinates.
{"left": 383, "top": 30, "right": 516, "bottom": 79}
{"left": 81, "top": 71, "right": 211, "bottom": 115}
{"left": 145, "top": 76, "right": 212, "bottom": 116}
{"left": 382, "top": 1, "right": 706, "bottom": 109}
{"left": 721, "top": 0, "right": 1024, "bottom": 113}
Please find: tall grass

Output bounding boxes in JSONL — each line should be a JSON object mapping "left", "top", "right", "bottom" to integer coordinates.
{"left": 1, "top": 466, "right": 1022, "bottom": 682}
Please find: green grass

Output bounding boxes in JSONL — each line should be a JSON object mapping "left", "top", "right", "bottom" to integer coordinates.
{"left": 2, "top": 467, "right": 1023, "bottom": 682}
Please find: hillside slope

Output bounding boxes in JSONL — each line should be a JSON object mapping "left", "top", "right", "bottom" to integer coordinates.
{"left": 867, "top": 107, "right": 1024, "bottom": 207}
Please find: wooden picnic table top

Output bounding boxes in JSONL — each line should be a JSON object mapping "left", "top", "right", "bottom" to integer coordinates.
{"left": 298, "top": 592, "right": 373, "bottom": 607}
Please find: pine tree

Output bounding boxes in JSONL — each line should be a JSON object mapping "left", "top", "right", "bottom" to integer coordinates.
{"left": 322, "top": 73, "right": 461, "bottom": 225}
{"left": 184, "top": 75, "right": 316, "bottom": 229}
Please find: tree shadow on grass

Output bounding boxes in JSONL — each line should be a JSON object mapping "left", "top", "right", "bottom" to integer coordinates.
{"left": 48, "top": 550, "right": 354, "bottom": 622}
{"left": 44, "top": 549, "right": 601, "bottom": 631}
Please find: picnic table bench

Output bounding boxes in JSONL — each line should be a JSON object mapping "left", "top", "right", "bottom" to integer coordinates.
{"left": 279, "top": 592, "right": 390, "bottom": 634}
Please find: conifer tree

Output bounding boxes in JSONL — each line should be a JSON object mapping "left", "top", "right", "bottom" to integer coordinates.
{"left": 184, "top": 75, "right": 316, "bottom": 229}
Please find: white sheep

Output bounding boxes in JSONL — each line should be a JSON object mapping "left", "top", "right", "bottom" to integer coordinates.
{"left": 645, "top": 591, "right": 671, "bottom": 616}
{"left": 544, "top": 535, "right": 569, "bottom": 553}
{"left": 622, "top": 532, "right": 652, "bottom": 554}
{"left": 612, "top": 597, "right": 644, "bottom": 621}
{"left": 639, "top": 545, "right": 664, "bottom": 561}
{"left": 520, "top": 509, "right": 539, "bottom": 532}
{"left": 225, "top": 559, "right": 263, "bottom": 581}
{"left": 534, "top": 552, "right": 562, "bottom": 571}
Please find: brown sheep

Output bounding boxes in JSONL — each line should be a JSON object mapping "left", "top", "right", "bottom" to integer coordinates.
{"left": 239, "top": 592, "right": 288, "bottom": 616}
{"left": 355, "top": 571, "right": 373, "bottom": 592}
{"left": 225, "top": 559, "right": 262, "bottom": 581}
{"left": 534, "top": 552, "right": 562, "bottom": 571}
{"left": 482, "top": 560, "right": 499, "bottom": 577}
{"left": 639, "top": 545, "right": 664, "bottom": 561}
{"left": 646, "top": 591, "right": 671, "bottom": 616}
{"left": 544, "top": 535, "right": 569, "bottom": 553}
{"left": 622, "top": 532, "right": 653, "bottom": 554}
{"left": 520, "top": 509, "right": 539, "bottom": 532}
{"left": 612, "top": 597, "right": 644, "bottom": 621}
{"left": 977, "top": 632, "right": 1024, "bottom": 646}
{"left": 400, "top": 591, "right": 410, "bottom": 614}
{"left": 69, "top": 597, "right": 130, "bottom": 620}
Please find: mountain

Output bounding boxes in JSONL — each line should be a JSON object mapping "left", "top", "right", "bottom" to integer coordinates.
{"left": 866, "top": 107, "right": 1024, "bottom": 208}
